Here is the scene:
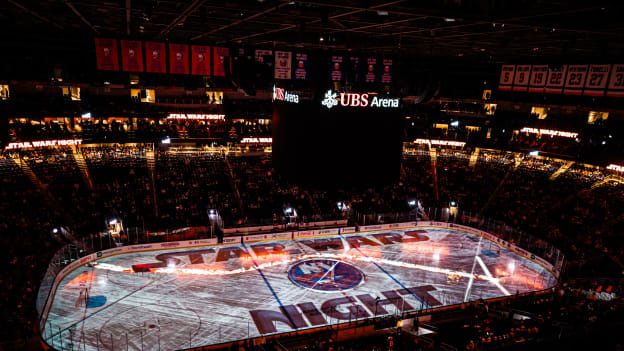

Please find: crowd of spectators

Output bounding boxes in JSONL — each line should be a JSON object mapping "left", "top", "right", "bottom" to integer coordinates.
{"left": 6, "top": 118, "right": 269, "bottom": 143}
{"left": 0, "top": 144, "right": 623, "bottom": 350}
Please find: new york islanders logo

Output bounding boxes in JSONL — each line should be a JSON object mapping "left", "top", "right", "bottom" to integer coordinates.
{"left": 288, "top": 259, "right": 364, "bottom": 291}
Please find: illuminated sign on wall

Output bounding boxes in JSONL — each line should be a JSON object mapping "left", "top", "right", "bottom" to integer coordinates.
{"left": 607, "top": 164, "right": 624, "bottom": 173}
{"left": 520, "top": 127, "right": 578, "bottom": 138}
{"left": 413, "top": 139, "right": 466, "bottom": 147}
{"left": 166, "top": 114, "right": 225, "bottom": 120}
{"left": 321, "top": 90, "right": 399, "bottom": 109}
{"left": 4, "top": 139, "right": 83, "bottom": 150}
{"left": 272, "top": 85, "right": 299, "bottom": 103}
{"left": 241, "top": 137, "right": 272, "bottom": 143}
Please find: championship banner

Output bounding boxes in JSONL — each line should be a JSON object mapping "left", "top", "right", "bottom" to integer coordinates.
{"left": 528, "top": 65, "right": 548, "bottom": 93}
{"left": 274, "top": 51, "right": 292, "bottom": 80}
{"left": 381, "top": 59, "right": 393, "bottom": 84}
{"left": 606, "top": 64, "right": 624, "bottom": 97}
{"left": 545, "top": 65, "right": 567, "bottom": 94}
{"left": 330, "top": 56, "right": 344, "bottom": 81}
{"left": 255, "top": 49, "right": 273, "bottom": 64}
{"left": 512, "top": 65, "right": 531, "bottom": 92}
{"left": 563, "top": 64, "right": 588, "bottom": 95}
{"left": 583, "top": 64, "right": 611, "bottom": 96}
{"left": 191, "top": 45, "right": 211, "bottom": 75}
{"left": 145, "top": 42, "right": 166, "bottom": 73}
{"left": 293, "top": 53, "right": 309, "bottom": 80}
{"left": 120, "top": 40, "right": 144, "bottom": 72}
{"left": 498, "top": 65, "right": 515, "bottom": 91}
{"left": 213, "top": 47, "right": 230, "bottom": 77}
{"left": 348, "top": 56, "right": 360, "bottom": 82}
{"left": 94, "top": 38, "right": 119, "bottom": 71}
{"left": 365, "top": 57, "right": 378, "bottom": 83}
{"left": 168, "top": 43, "right": 189, "bottom": 74}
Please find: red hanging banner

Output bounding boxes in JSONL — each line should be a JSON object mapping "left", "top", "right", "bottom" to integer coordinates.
{"left": 191, "top": 45, "right": 211, "bottom": 75}
{"left": 145, "top": 42, "right": 166, "bottom": 73}
{"left": 94, "top": 38, "right": 119, "bottom": 71}
{"left": 213, "top": 47, "right": 230, "bottom": 77}
{"left": 120, "top": 40, "right": 144, "bottom": 72}
{"left": 169, "top": 43, "right": 189, "bottom": 74}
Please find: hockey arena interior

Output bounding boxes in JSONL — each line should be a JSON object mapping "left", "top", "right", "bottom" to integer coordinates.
{"left": 1, "top": 1, "right": 624, "bottom": 350}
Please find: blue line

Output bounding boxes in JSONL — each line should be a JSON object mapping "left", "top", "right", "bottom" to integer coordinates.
{"left": 241, "top": 243, "right": 299, "bottom": 331}
{"left": 339, "top": 234, "right": 430, "bottom": 309}
{"left": 241, "top": 243, "right": 284, "bottom": 307}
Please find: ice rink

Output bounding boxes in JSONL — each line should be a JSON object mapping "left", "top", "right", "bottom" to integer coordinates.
{"left": 43, "top": 226, "right": 557, "bottom": 350}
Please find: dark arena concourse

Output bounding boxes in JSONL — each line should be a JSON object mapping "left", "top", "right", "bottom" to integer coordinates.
{"left": 2, "top": 2, "right": 624, "bottom": 351}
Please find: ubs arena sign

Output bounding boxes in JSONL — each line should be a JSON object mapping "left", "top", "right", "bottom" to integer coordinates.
{"left": 273, "top": 85, "right": 300, "bottom": 104}
{"left": 321, "top": 90, "right": 399, "bottom": 109}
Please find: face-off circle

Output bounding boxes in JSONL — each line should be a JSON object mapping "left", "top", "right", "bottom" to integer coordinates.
{"left": 288, "top": 259, "right": 364, "bottom": 292}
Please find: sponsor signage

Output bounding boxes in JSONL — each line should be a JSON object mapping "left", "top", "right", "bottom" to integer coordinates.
{"left": 272, "top": 85, "right": 299, "bottom": 103}
{"left": 321, "top": 90, "right": 399, "bottom": 109}
{"left": 5, "top": 139, "right": 83, "bottom": 150}
{"left": 166, "top": 113, "right": 225, "bottom": 120}
{"left": 240, "top": 137, "right": 272, "bottom": 144}
{"left": 413, "top": 139, "right": 466, "bottom": 147}
{"left": 520, "top": 127, "right": 578, "bottom": 138}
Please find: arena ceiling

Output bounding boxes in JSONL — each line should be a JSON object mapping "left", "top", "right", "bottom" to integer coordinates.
{"left": 2, "top": 0, "right": 624, "bottom": 59}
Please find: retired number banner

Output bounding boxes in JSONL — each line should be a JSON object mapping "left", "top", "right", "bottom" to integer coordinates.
{"left": 191, "top": 45, "right": 211, "bottom": 75}
{"left": 169, "top": 44, "right": 189, "bottom": 74}
{"left": 94, "top": 38, "right": 119, "bottom": 71}
{"left": 545, "top": 65, "right": 567, "bottom": 94}
{"left": 120, "top": 40, "right": 144, "bottom": 72}
{"left": 512, "top": 65, "right": 531, "bottom": 92}
{"left": 498, "top": 65, "right": 515, "bottom": 91}
{"left": 583, "top": 64, "right": 611, "bottom": 96}
{"left": 606, "top": 64, "right": 624, "bottom": 97}
{"left": 528, "top": 65, "right": 548, "bottom": 93}
{"left": 145, "top": 42, "right": 166, "bottom": 73}
{"left": 563, "top": 64, "right": 589, "bottom": 95}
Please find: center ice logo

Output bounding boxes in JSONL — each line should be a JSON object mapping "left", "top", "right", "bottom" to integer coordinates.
{"left": 288, "top": 259, "right": 363, "bottom": 291}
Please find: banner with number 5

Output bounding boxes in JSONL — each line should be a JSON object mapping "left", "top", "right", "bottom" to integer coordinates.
{"left": 583, "top": 64, "right": 611, "bottom": 96}
{"left": 607, "top": 64, "right": 624, "bottom": 97}
{"left": 498, "top": 65, "right": 515, "bottom": 91}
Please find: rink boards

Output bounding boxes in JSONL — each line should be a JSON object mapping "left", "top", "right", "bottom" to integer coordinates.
{"left": 42, "top": 223, "right": 558, "bottom": 350}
